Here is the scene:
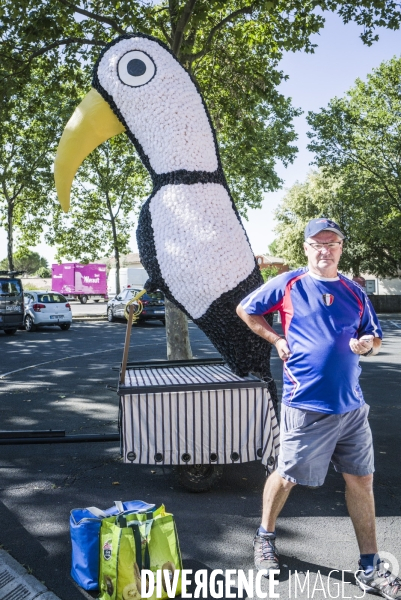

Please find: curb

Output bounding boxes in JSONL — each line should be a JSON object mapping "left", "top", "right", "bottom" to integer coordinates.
{"left": 0, "top": 549, "right": 61, "bottom": 600}
{"left": 72, "top": 316, "right": 107, "bottom": 322}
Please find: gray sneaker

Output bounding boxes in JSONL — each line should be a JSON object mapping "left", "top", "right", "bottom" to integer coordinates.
{"left": 253, "top": 529, "right": 280, "bottom": 577}
{"left": 356, "top": 561, "right": 401, "bottom": 599}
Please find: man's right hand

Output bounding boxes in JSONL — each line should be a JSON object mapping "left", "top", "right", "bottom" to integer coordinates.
{"left": 275, "top": 338, "right": 291, "bottom": 362}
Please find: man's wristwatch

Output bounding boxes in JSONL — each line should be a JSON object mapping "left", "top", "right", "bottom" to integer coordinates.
{"left": 361, "top": 347, "right": 374, "bottom": 357}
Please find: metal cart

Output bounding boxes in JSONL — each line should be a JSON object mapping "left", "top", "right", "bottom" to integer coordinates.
{"left": 0, "top": 303, "right": 279, "bottom": 496}
{"left": 117, "top": 357, "right": 280, "bottom": 491}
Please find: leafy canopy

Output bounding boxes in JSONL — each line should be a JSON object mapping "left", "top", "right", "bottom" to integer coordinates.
{"left": 2, "top": 1, "right": 401, "bottom": 216}
{"left": 0, "top": 248, "right": 49, "bottom": 275}
{"left": 306, "top": 56, "right": 401, "bottom": 276}
{"left": 48, "top": 135, "right": 151, "bottom": 263}
{"left": 260, "top": 265, "right": 279, "bottom": 281}
{"left": 274, "top": 170, "right": 380, "bottom": 276}
{"left": 0, "top": 65, "right": 85, "bottom": 269}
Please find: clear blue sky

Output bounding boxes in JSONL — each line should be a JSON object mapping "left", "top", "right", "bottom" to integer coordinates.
{"left": 0, "top": 12, "right": 399, "bottom": 263}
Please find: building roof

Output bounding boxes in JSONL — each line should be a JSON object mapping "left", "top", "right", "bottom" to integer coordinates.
{"left": 256, "top": 254, "right": 286, "bottom": 265}
{"left": 97, "top": 253, "right": 142, "bottom": 268}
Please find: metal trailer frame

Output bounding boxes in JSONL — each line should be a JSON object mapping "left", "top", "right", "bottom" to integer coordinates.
{"left": 0, "top": 304, "right": 138, "bottom": 446}
{"left": 117, "top": 354, "right": 279, "bottom": 491}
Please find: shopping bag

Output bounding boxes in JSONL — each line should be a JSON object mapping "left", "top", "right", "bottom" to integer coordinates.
{"left": 70, "top": 500, "right": 155, "bottom": 590}
{"left": 99, "top": 505, "right": 183, "bottom": 600}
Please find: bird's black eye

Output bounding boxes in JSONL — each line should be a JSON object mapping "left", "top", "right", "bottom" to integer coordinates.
{"left": 118, "top": 50, "right": 156, "bottom": 87}
{"left": 127, "top": 59, "right": 146, "bottom": 77}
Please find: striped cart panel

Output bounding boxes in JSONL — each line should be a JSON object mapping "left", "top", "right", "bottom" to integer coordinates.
{"left": 119, "top": 364, "right": 280, "bottom": 470}
{"left": 124, "top": 363, "right": 264, "bottom": 390}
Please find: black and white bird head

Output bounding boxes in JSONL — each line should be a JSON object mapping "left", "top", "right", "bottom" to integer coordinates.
{"left": 54, "top": 34, "right": 219, "bottom": 211}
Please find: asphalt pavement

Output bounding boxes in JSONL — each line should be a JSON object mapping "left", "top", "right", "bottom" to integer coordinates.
{"left": 0, "top": 315, "right": 400, "bottom": 600}
{"left": 70, "top": 298, "right": 108, "bottom": 318}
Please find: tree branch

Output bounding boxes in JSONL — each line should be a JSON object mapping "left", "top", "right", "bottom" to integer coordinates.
{"left": 329, "top": 142, "right": 401, "bottom": 211}
{"left": 154, "top": 6, "right": 170, "bottom": 15}
{"left": 0, "top": 51, "right": 24, "bottom": 64}
{"left": 0, "top": 37, "right": 106, "bottom": 83}
{"left": 115, "top": 178, "right": 131, "bottom": 217}
{"left": 169, "top": 0, "right": 179, "bottom": 38}
{"left": 28, "top": 37, "right": 106, "bottom": 61}
{"left": 181, "top": 3, "right": 256, "bottom": 63}
{"left": 9, "top": 182, "right": 25, "bottom": 205}
{"left": 0, "top": 143, "right": 17, "bottom": 180}
{"left": 171, "top": 0, "right": 198, "bottom": 56}
{"left": 2, "top": 180, "right": 10, "bottom": 204}
{"left": 56, "top": 0, "right": 125, "bottom": 35}
{"left": 158, "top": 20, "right": 172, "bottom": 46}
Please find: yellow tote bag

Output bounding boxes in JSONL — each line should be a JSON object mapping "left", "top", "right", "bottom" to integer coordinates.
{"left": 99, "top": 505, "right": 183, "bottom": 600}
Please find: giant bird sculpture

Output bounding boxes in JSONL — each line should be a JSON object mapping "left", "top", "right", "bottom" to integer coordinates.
{"left": 55, "top": 33, "right": 276, "bottom": 394}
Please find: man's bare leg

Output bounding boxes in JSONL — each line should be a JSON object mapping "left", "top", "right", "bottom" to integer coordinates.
{"left": 343, "top": 473, "right": 378, "bottom": 554}
{"left": 261, "top": 471, "right": 296, "bottom": 531}
{"left": 254, "top": 471, "right": 296, "bottom": 574}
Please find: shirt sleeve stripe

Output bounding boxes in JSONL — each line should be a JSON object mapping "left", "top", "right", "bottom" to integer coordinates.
{"left": 240, "top": 280, "right": 272, "bottom": 311}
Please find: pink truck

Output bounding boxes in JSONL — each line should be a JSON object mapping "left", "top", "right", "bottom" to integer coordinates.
{"left": 52, "top": 263, "right": 108, "bottom": 303}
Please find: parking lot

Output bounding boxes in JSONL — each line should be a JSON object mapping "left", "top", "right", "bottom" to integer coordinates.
{"left": 70, "top": 299, "right": 108, "bottom": 318}
{"left": 0, "top": 315, "right": 400, "bottom": 599}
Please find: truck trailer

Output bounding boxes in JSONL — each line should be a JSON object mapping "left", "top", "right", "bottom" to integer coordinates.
{"left": 107, "top": 267, "right": 148, "bottom": 297}
{"left": 52, "top": 263, "right": 107, "bottom": 303}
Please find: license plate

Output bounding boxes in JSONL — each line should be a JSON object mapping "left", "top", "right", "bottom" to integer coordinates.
{"left": 154, "top": 311, "right": 164, "bottom": 314}
{"left": 50, "top": 315, "right": 60, "bottom": 319}
{"left": 6, "top": 305, "right": 21, "bottom": 312}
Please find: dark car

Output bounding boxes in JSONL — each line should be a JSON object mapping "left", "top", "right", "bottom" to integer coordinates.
{"left": 0, "top": 272, "right": 24, "bottom": 335}
{"left": 107, "top": 287, "right": 165, "bottom": 325}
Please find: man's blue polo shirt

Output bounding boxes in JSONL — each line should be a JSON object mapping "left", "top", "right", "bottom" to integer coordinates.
{"left": 240, "top": 268, "right": 382, "bottom": 414}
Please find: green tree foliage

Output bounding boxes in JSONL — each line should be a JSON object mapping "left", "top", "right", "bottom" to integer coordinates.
{"left": 35, "top": 265, "right": 52, "bottom": 278}
{"left": 2, "top": 1, "right": 400, "bottom": 359}
{"left": 0, "top": 248, "right": 48, "bottom": 274}
{"left": 267, "top": 239, "right": 279, "bottom": 256}
{"left": 0, "top": 66, "right": 85, "bottom": 271}
{"left": 274, "top": 170, "right": 377, "bottom": 276}
{"left": 260, "top": 265, "right": 279, "bottom": 281}
{"left": 47, "top": 135, "right": 151, "bottom": 293}
{"left": 307, "top": 57, "right": 401, "bottom": 276}
{"left": 2, "top": 1, "right": 401, "bottom": 217}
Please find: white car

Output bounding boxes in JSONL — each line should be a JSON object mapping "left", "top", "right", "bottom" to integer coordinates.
{"left": 23, "top": 291, "right": 72, "bottom": 332}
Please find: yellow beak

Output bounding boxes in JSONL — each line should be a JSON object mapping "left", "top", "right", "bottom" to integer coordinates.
{"left": 54, "top": 88, "right": 126, "bottom": 212}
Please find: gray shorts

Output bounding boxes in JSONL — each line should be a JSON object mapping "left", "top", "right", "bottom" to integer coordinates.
{"left": 277, "top": 403, "right": 375, "bottom": 487}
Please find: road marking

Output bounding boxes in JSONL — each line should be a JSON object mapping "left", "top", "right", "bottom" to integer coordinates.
{"left": 0, "top": 343, "right": 150, "bottom": 380}
{"left": 390, "top": 321, "right": 401, "bottom": 329}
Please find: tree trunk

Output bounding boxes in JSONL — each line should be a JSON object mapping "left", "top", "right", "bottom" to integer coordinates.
{"left": 163, "top": 29, "right": 197, "bottom": 362}
{"left": 165, "top": 298, "right": 193, "bottom": 360}
{"left": 114, "top": 245, "right": 121, "bottom": 295}
{"left": 110, "top": 217, "right": 121, "bottom": 295}
{"left": 7, "top": 198, "right": 14, "bottom": 272}
{"left": 105, "top": 188, "right": 121, "bottom": 295}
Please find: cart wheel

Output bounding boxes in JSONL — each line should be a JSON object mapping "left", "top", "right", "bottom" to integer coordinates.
{"left": 173, "top": 464, "right": 223, "bottom": 492}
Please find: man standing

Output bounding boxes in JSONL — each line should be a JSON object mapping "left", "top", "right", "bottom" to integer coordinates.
{"left": 237, "top": 218, "right": 400, "bottom": 599}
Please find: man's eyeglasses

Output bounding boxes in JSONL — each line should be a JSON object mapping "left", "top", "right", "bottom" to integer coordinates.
{"left": 306, "top": 241, "right": 342, "bottom": 251}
